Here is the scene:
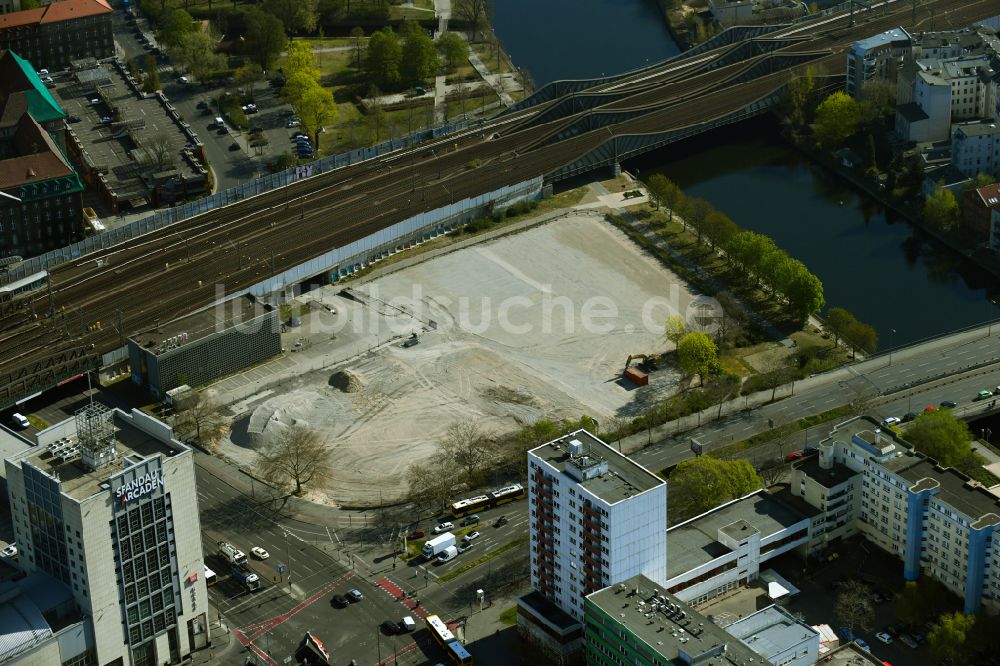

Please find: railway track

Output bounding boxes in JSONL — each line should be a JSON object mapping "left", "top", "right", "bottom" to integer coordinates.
{"left": 0, "top": 0, "right": 995, "bottom": 406}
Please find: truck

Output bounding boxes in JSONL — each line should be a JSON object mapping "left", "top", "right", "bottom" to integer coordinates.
{"left": 421, "top": 532, "right": 456, "bottom": 559}
{"left": 436, "top": 546, "right": 458, "bottom": 563}
{"left": 82, "top": 207, "right": 104, "bottom": 234}
{"left": 230, "top": 563, "right": 261, "bottom": 591}
{"left": 218, "top": 541, "right": 247, "bottom": 566}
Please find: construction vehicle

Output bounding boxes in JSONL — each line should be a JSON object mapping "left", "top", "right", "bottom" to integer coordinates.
{"left": 218, "top": 541, "right": 247, "bottom": 566}
{"left": 624, "top": 354, "right": 657, "bottom": 372}
{"left": 623, "top": 354, "right": 656, "bottom": 386}
{"left": 231, "top": 562, "right": 261, "bottom": 591}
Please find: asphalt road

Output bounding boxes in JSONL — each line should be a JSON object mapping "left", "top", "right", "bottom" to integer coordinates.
{"left": 630, "top": 324, "right": 1000, "bottom": 473}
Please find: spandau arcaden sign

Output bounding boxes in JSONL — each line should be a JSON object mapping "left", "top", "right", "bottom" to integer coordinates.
{"left": 113, "top": 465, "right": 164, "bottom": 507}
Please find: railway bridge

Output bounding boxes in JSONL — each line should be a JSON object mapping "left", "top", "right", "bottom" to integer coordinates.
{"left": 0, "top": 0, "right": 997, "bottom": 410}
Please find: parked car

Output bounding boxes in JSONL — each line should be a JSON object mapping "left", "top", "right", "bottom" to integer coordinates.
{"left": 178, "top": 75, "right": 189, "bottom": 84}
{"left": 902, "top": 411, "right": 918, "bottom": 422}
{"left": 882, "top": 416, "right": 901, "bottom": 426}
{"left": 462, "top": 531, "right": 480, "bottom": 544}
{"left": 978, "top": 390, "right": 993, "bottom": 401}
{"left": 837, "top": 627, "right": 854, "bottom": 641}
{"left": 67, "top": 115, "right": 81, "bottom": 123}
{"left": 286, "top": 118, "right": 300, "bottom": 128}
{"left": 250, "top": 546, "right": 269, "bottom": 559}
{"left": 494, "top": 515, "right": 508, "bottom": 528}
{"left": 229, "top": 142, "right": 241, "bottom": 151}
{"left": 197, "top": 100, "right": 208, "bottom": 109}
{"left": 380, "top": 620, "right": 402, "bottom": 635}
{"left": 11, "top": 413, "right": 29, "bottom": 429}
{"left": 854, "top": 638, "right": 870, "bottom": 652}
{"left": 346, "top": 588, "right": 363, "bottom": 602}
{"left": 433, "top": 521, "right": 454, "bottom": 534}
{"left": 875, "top": 631, "right": 893, "bottom": 645}
{"left": 785, "top": 451, "right": 803, "bottom": 462}
{"left": 899, "top": 634, "right": 918, "bottom": 648}
{"left": 0, "top": 544, "right": 17, "bottom": 558}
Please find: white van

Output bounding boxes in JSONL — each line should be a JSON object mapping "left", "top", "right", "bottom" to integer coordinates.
{"left": 214, "top": 116, "right": 225, "bottom": 128}
{"left": 11, "top": 413, "right": 29, "bottom": 429}
{"left": 400, "top": 616, "right": 416, "bottom": 632}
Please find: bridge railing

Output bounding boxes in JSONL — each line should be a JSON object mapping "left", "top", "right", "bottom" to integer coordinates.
{"left": 2, "top": 117, "right": 481, "bottom": 286}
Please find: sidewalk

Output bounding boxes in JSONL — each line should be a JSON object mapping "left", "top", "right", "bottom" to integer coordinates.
{"left": 458, "top": 594, "right": 532, "bottom": 665}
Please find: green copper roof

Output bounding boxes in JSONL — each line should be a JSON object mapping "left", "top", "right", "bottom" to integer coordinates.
{"left": 9, "top": 50, "right": 65, "bottom": 123}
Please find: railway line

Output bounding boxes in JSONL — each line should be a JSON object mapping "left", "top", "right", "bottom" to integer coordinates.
{"left": 0, "top": 0, "right": 996, "bottom": 408}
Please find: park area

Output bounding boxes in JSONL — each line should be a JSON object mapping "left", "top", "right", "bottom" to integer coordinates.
{"left": 216, "top": 213, "right": 702, "bottom": 505}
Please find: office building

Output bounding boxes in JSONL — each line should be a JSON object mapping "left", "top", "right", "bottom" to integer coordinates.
{"left": 584, "top": 574, "right": 819, "bottom": 666}
{"left": 2, "top": 402, "right": 209, "bottom": 665}
{"left": 0, "top": 0, "right": 112, "bottom": 70}
{"left": 128, "top": 296, "right": 281, "bottom": 399}
{"left": 519, "top": 430, "right": 666, "bottom": 659}
{"left": 791, "top": 417, "right": 1000, "bottom": 614}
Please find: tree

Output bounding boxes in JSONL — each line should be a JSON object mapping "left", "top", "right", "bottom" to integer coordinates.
{"left": 350, "top": 26, "right": 366, "bottom": 70}
{"left": 678, "top": 331, "right": 718, "bottom": 385}
{"left": 924, "top": 185, "right": 960, "bottom": 231}
{"left": 703, "top": 210, "right": 737, "bottom": 250}
{"left": 858, "top": 79, "right": 896, "bottom": 127}
{"left": 835, "top": 580, "right": 874, "bottom": 632}
{"left": 19, "top": 0, "right": 39, "bottom": 7}
{"left": 813, "top": 91, "right": 861, "bottom": 149}
{"left": 285, "top": 40, "right": 319, "bottom": 81}
{"left": 669, "top": 457, "right": 760, "bottom": 518}
{"left": 406, "top": 461, "right": 457, "bottom": 512}
{"left": 438, "top": 422, "right": 494, "bottom": 484}
{"left": 844, "top": 319, "right": 877, "bottom": 357}
{"left": 365, "top": 28, "right": 402, "bottom": 88}
{"left": 785, "top": 66, "right": 815, "bottom": 126}
{"left": 905, "top": 409, "right": 972, "bottom": 467}
{"left": 265, "top": 0, "right": 319, "bottom": 34}
{"left": 436, "top": 31, "right": 469, "bottom": 73}
{"left": 142, "top": 55, "right": 160, "bottom": 93}
{"left": 176, "top": 31, "right": 225, "bottom": 83}
{"left": 783, "top": 260, "right": 825, "bottom": 321}
{"left": 682, "top": 197, "right": 714, "bottom": 244}
{"left": 242, "top": 8, "right": 287, "bottom": 70}
{"left": 158, "top": 8, "right": 196, "bottom": 47}
{"left": 255, "top": 426, "right": 332, "bottom": 495}
{"left": 296, "top": 81, "right": 337, "bottom": 150}
{"left": 454, "top": 0, "right": 493, "bottom": 41}
{"left": 234, "top": 63, "right": 264, "bottom": 99}
{"left": 929, "top": 612, "right": 975, "bottom": 665}
{"left": 894, "top": 579, "right": 954, "bottom": 627}
{"left": 825, "top": 306, "right": 855, "bottom": 347}
{"left": 172, "top": 394, "right": 224, "bottom": 444}
{"left": 665, "top": 314, "right": 687, "bottom": 346}
{"left": 401, "top": 24, "right": 440, "bottom": 85}
{"left": 141, "top": 133, "right": 176, "bottom": 171}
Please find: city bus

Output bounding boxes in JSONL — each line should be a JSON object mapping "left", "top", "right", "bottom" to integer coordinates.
{"left": 204, "top": 565, "right": 217, "bottom": 587}
{"left": 444, "top": 639, "right": 473, "bottom": 665}
{"left": 425, "top": 615, "right": 455, "bottom": 646}
{"left": 450, "top": 483, "right": 525, "bottom": 518}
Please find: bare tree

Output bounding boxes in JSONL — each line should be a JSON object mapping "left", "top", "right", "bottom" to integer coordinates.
{"left": 758, "top": 462, "right": 785, "bottom": 487}
{"left": 438, "top": 422, "right": 494, "bottom": 485}
{"left": 453, "top": 0, "right": 493, "bottom": 41}
{"left": 835, "top": 580, "right": 874, "bottom": 633}
{"left": 172, "top": 394, "right": 224, "bottom": 445}
{"left": 141, "top": 133, "right": 176, "bottom": 172}
{"left": 255, "top": 426, "right": 332, "bottom": 495}
{"left": 407, "top": 461, "right": 458, "bottom": 513}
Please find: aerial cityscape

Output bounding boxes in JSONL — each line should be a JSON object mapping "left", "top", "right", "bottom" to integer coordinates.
{"left": 1, "top": 0, "right": 1000, "bottom": 665}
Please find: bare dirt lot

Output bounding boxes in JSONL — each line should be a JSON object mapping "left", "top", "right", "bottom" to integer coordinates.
{"left": 218, "top": 211, "right": 701, "bottom": 505}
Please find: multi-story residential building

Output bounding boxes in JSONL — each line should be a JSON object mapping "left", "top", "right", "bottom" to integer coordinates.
{"left": 2, "top": 402, "right": 210, "bottom": 665}
{"left": 952, "top": 121, "right": 1000, "bottom": 179}
{"left": 519, "top": 430, "right": 666, "bottom": 659}
{"left": 0, "top": 48, "right": 81, "bottom": 259}
{"left": 584, "top": 574, "right": 819, "bottom": 666}
{"left": 791, "top": 417, "right": 1000, "bottom": 614}
{"left": 0, "top": 0, "right": 113, "bottom": 70}
{"left": 846, "top": 27, "right": 911, "bottom": 98}
{"left": 961, "top": 182, "right": 1000, "bottom": 249}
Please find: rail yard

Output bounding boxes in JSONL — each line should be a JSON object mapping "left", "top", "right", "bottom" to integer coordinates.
{"left": 0, "top": 0, "right": 996, "bottom": 409}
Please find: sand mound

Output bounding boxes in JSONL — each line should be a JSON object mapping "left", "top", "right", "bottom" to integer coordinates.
{"left": 329, "top": 370, "right": 363, "bottom": 393}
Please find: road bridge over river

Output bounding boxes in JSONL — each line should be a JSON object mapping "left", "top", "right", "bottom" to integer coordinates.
{"left": 0, "top": 0, "right": 996, "bottom": 409}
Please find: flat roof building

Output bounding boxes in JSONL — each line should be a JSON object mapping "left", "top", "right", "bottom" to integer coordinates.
{"left": 0, "top": 0, "right": 112, "bottom": 70}
{"left": 128, "top": 296, "right": 281, "bottom": 399}
{"left": 2, "top": 402, "right": 209, "bottom": 665}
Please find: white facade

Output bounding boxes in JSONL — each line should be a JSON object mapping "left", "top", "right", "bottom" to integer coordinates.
{"left": 952, "top": 122, "right": 1000, "bottom": 177}
{"left": 908, "top": 70, "right": 958, "bottom": 142}
{"left": 4, "top": 407, "right": 209, "bottom": 666}
{"left": 527, "top": 430, "right": 666, "bottom": 621}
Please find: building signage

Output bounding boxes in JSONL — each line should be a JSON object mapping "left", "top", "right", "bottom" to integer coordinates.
{"left": 116, "top": 470, "right": 164, "bottom": 505}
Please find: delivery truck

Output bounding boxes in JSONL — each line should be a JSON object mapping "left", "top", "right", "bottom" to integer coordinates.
{"left": 421, "top": 532, "right": 456, "bottom": 559}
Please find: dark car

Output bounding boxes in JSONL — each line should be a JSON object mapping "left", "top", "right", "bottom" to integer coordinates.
{"left": 67, "top": 115, "right": 81, "bottom": 123}
{"left": 940, "top": 400, "right": 957, "bottom": 408}
{"left": 216, "top": 127, "right": 227, "bottom": 135}
{"left": 330, "top": 594, "right": 348, "bottom": 608}
{"left": 229, "top": 142, "right": 240, "bottom": 151}
{"left": 902, "top": 411, "right": 917, "bottom": 422}
{"left": 494, "top": 516, "right": 508, "bottom": 528}
{"left": 196, "top": 100, "right": 208, "bottom": 109}
{"left": 380, "top": 620, "right": 402, "bottom": 635}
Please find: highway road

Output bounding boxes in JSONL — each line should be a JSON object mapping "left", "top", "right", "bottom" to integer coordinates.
{"left": 1, "top": 0, "right": 996, "bottom": 410}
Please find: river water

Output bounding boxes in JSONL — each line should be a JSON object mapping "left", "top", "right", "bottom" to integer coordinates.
{"left": 493, "top": 3, "right": 999, "bottom": 346}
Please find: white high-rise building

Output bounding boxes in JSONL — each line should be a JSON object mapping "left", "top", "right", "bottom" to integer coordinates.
{"left": 3, "top": 404, "right": 209, "bottom": 665}
{"left": 526, "top": 429, "right": 666, "bottom": 621}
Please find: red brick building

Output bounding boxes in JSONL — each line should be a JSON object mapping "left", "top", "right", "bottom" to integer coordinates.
{"left": 0, "top": 0, "right": 112, "bottom": 70}
{"left": 962, "top": 183, "right": 1000, "bottom": 251}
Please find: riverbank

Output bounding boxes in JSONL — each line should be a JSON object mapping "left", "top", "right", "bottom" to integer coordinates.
{"left": 657, "top": 0, "right": 715, "bottom": 51}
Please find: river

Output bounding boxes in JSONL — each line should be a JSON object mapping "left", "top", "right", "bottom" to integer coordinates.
{"left": 493, "top": 4, "right": 998, "bottom": 347}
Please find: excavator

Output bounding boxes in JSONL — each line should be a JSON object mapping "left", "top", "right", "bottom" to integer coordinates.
{"left": 624, "top": 354, "right": 657, "bottom": 373}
